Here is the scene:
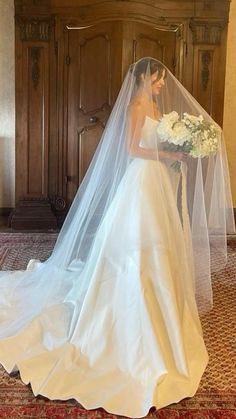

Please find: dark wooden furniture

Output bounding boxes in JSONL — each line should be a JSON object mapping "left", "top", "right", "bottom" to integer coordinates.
{"left": 11, "top": 0, "right": 231, "bottom": 228}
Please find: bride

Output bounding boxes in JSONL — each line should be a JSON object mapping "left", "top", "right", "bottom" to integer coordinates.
{"left": 0, "top": 57, "right": 234, "bottom": 418}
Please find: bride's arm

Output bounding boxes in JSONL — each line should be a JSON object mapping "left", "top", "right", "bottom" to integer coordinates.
{"left": 127, "top": 102, "right": 187, "bottom": 162}
{"left": 127, "top": 102, "right": 160, "bottom": 160}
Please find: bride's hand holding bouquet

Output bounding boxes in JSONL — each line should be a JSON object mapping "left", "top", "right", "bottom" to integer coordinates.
{"left": 157, "top": 111, "right": 221, "bottom": 171}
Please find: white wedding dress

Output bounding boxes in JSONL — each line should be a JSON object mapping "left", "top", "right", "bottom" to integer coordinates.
{"left": 0, "top": 116, "right": 208, "bottom": 418}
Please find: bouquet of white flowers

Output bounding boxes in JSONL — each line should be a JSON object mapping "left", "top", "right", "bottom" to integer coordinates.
{"left": 156, "top": 111, "right": 221, "bottom": 172}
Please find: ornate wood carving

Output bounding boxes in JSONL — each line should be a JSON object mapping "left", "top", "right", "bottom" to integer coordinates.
{"left": 189, "top": 19, "right": 226, "bottom": 45}
{"left": 50, "top": 196, "right": 67, "bottom": 211}
{"left": 55, "top": 196, "right": 66, "bottom": 211}
{"left": 31, "top": 48, "right": 40, "bottom": 89}
{"left": 16, "top": 16, "right": 54, "bottom": 42}
{"left": 201, "top": 50, "right": 211, "bottom": 90}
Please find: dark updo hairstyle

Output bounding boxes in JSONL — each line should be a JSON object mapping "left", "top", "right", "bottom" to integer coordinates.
{"left": 132, "top": 58, "right": 166, "bottom": 86}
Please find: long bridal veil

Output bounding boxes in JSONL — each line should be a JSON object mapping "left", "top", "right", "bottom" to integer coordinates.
{"left": 0, "top": 57, "right": 235, "bottom": 339}
{"left": 44, "top": 57, "right": 235, "bottom": 309}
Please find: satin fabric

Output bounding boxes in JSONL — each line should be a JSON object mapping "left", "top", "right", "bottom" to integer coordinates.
{"left": 0, "top": 117, "right": 208, "bottom": 418}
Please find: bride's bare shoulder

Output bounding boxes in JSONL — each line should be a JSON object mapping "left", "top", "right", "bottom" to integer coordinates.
{"left": 128, "top": 96, "right": 147, "bottom": 115}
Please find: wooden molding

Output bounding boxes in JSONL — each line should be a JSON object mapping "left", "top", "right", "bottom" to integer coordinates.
{"left": 15, "top": 16, "right": 54, "bottom": 42}
{"left": 189, "top": 19, "right": 226, "bottom": 45}
{"left": 9, "top": 197, "right": 57, "bottom": 230}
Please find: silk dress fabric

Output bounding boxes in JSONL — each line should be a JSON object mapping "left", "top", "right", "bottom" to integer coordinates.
{"left": 0, "top": 116, "right": 208, "bottom": 418}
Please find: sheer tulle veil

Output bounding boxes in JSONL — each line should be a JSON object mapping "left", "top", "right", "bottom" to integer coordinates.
{"left": 0, "top": 57, "right": 235, "bottom": 322}
{"left": 50, "top": 57, "right": 235, "bottom": 310}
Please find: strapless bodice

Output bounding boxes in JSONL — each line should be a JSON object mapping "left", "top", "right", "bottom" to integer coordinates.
{"left": 139, "top": 116, "right": 160, "bottom": 149}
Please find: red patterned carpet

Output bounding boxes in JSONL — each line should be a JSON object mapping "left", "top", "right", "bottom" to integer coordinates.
{"left": 0, "top": 233, "right": 235, "bottom": 419}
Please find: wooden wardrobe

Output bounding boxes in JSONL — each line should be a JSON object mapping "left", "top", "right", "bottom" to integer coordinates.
{"left": 10, "top": 0, "right": 231, "bottom": 228}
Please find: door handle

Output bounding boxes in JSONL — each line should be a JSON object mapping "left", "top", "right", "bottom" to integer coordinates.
{"left": 89, "top": 116, "right": 98, "bottom": 123}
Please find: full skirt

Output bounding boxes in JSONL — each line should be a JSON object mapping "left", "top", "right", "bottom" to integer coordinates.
{"left": 0, "top": 159, "right": 208, "bottom": 418}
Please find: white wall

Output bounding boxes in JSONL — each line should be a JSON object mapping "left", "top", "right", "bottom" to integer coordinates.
{"left": 0, "top": 0, "right": 15, "bottom": 208}
{"left": 223, "top": 0, "right": 236, "bottom": 207}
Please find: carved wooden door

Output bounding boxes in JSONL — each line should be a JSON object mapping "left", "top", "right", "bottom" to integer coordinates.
{"left": 65, "top": 21, "right": 177, "bottom": 203}
{"left": 122, "top": 21, "right": 178, "bottom": 76}
{"left": 65, "top": 22, "right": 123, "bottom": 203}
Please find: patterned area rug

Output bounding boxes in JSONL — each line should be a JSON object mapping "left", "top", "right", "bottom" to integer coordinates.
{"left": 0, "top": 233, "right": 235, "bottom": 418}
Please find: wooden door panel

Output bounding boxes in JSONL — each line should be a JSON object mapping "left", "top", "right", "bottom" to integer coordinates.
{"left": 66, "top": 20, "right": 178, "bottom": 203}
{"left": 192, "top": 44, "right": 224, "bottom": 124}
{"left": 66, "top": 22, "right": 122, "bottom": 202}
{"left": 77, "top": 124, "right": 104, "bottom": 183}
{"left": 79, "top": 36, "right": 112, "bottom": 112}
{"left": 122, "top": 22, "right": 177, "bottom": 76}
{"left": 134, "top": 24, "right": 177, "bottom": 73}
{"left": 17, "top": 42, "right": 49, "bottom": 199}
{"left": 135, "top": 35, "right": 167, "bottom": 62}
